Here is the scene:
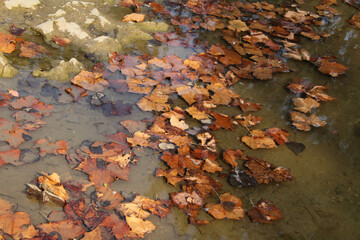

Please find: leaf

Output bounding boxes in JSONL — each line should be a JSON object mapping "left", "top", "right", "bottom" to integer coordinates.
{"left": 247, "top": 199, "right": 282, "bottom": 223}
{"left": 155, "top": 168, "right": 184, "bottom": 186}
{"left": 209, "top": 112, "right": 235, "bottom": 131}
{"left": 292, "top": 97, "right": 320, "bottom": 113}
{"left": 19, "top": 41, "right": 49, "bottom": 58}
{"left": 123, "top": 13, "right": 145, "bottom": 22}
{"left": 222, "top": 149, "right": 247, "bottom": 168}
{"left": 0, "top": 149, "right": 21, "bottom": 167}
{"left": 34, "top": 139, "right": 69, "bottom": 156}
{"left": 264, "top": 128, "right": 290, "bottom": 145}
{"left": 99, "top": 214, "right": 130, "bottom": 239}
{"left": 127, "top": 77, "right": 158, "bottom": 94}
{"left": 127, "top": 131, "right": 150, "bottom": 147}
{"left": 137, "top": 93, "right": 170, "bottom": 112}
{"left": 37, "top": 219, "right": 85, "bottom": 239}
{"left": 307, "top": 85, "right": 335, "bottom": 102}
{"left": 93, "top": 187, "right": 124, "bottom": 210}
{"left": 133, "top": 195, "right": 172, "bottom": 218}
{"left": 290, "top": 111, "right": 326, "bottom": 131}
{"left": 315, "top": 57, "right": 349, "bottom": 77}
{"left": 170, "top": 191, "right": 203, "bottom": 217}
{"left": 202, "top": 158, "right": 222, "bottom": 173}
{"left": 228, "top": 167, "right": 258, "bottom": 188}
{"left": 186, "top": 106, "right": 210, "bottom": 120}
{"left": 0, "top": 32, "right": 22, "bottom": 53}
{"left": 125, "top": 216, "right": 156, "bottom": 238}
{"left": 0, "top": 198, "right": 13, "bottom": 214}
{"left": 9, "top": 24, "right": 26, "bottom": 36}
{"left": 234, "top": 114, "right": 262, "bottom": 128}
{"left": 349, "top": 13, "right": 360, "bottom": 29}
{"left": 71, "top": 70, "right": 109, "bottom": 92}
{"left": 206, "top": 193, "right": 244, "bottom": 220}
{"left": 36, "top": 172, "right": 70, "bottom": 202}
{"left": 120, "top": 120, "right": 147, "bottom": 134}
{"left": 228, "top": 20, "right": 249, "bottom": 32}
{"left": 0, "top": 212, "right": 37, "bottom": 240}
{"left": 58, "top": 86, "right": 88, "bottom": 103}
{"left": 52, "top": 36, "right": 72, "bottom": 46}
{"left": 241, "top": 130, "right": 277, "bottom": 149}
{"left": 0, "top": 118, "right": 29, "bottom": 147}
{"left": 244, "top": 158, "right": 295, "bottom": 184}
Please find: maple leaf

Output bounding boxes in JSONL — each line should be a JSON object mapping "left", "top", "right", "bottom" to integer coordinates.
{"left": 36, "top": 172, "right": 70, "bottom": 202}
{"left": 247, "top": 199, "right": 282, "bottom": 223}
{"left": 71, "top": 70, "right": 109, "bottom": 92}
{"left": 228, "top": 20, "right": 249, "bottom": 32}
{"left": 133, "top": 195, "right": 172, "bottom": 218}
{"left": 137, "top": 93, "right": 170, "bottom": 112}
{"left": 37, "top": 219, "right": 85, "bottom": 239}
{"left": 176, "top": 85, "right": 210, "bottom": 105}
{"left": 202, "top": 158, "right": 222, "bottom": 173}
{"left": 206, "top": 193, "right": 244, "bottom": 220}
{"left": 19, "top": 41, "right": 49, "bottom": 58}
{"left": 209, "top": 112, "right": 235, "bottom": 131}
{"left": 0, "top": 32, "right": 23, "bottom": 53}
{"left": 290, "top": 111, "right": 326, "bottom": 131}
{"left": 292, "top": 97, "right": 320, "bottom": 113}
{"left": 127, "top": 77, "right": 158, "bottom": 94}
{"left": 264, "top": 128, "right": 290, "bottom": 145}
{"left": 200, "top": 17, "right": 226, "bottom": 31}
{"left": 99, "top": 214, "right": 130, "bottom": 240}
{"left": 58, "top": 86, "right": 88, "bottom": 103}
{"left": 155, "top": 168, "right": 184, "bottom": 186}
{"left": 52, "top": 36, "right": 72, "bottom": 46}
{"left": 0, "top": 211, "right": 37, "bottom": 240}
{"left": 34, "top": 139, "right": 69, "bottom": 156}
{"left": 123, "top": 13, "right": 145, "bottom": 22}
{"left": 222, "top": 149, "right": 247, "bottom": 168}
{"left": 93, "top": 187, "right": 124, "bottom": 210}
{"left": 0, "top": 118, "right": 29, "bottom": 147}
{"left": 0, "top": 149, "right": 21, "bottom": 167}
{"left": 241, "top": 130, "right": 277, "bottom": 149}
{"left": 314, "top": 56, "right": 348, "bottom": 77}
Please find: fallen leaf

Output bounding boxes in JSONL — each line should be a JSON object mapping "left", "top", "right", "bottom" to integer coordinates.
{"left": 155, "top": 168, "right": 184, "bottom": 186}
{"left": 186, "top": 106, "right": 210, "bottom": 120}
{"left": 0, "top": 149, "right": 21, "bottom": 167}
{"left": 71, "top": 70, "right": 109, "bottom": 92}
{"left": 209, "top": 112, "right": 235, "bottom": 131}
{"left": 93, "top": 187, "right": 124, "bottom": 210}
{"left": 241, "top": 130, "right": 277, "bottom": 149}
{"left": 170, "top": 191, "right": 203, "bottom": 217}
{"left": 36, "top": 172, "right": 70, "bottom": 202}
{"left": 315, "top": 57, "right": 349, "bottom": 77}
{"left": 228, "top": 20, "right": 249, "bottom": 32}
{"left": 9, "top": 24, "right": 26, "bottom": 36}
{"left": 290, "top": 111, "right": 326, "bottom": 131}
{"left": 222, "top": 149, "right": 247, "bottom": 168}
{"left": 127, "top": 131, "right": 150, "bottom": 147}
{"left": 247, "top": 199, "right": 282, "bottom": 223}
{"left": 34, "top": 139, "right": 69, "bottom": 156}
{"left": 52, "top": 36, "right": 72, "bottom": 46}
{"left": 0, "top": 118, "right": 30, "bottom": 147}
{"left": 19, "top": 41, "right": 49, "bottom": 58}
{"left": 0, "top": 211, "right": 37, "bottom": 239}
{"left": 37, "top": 219, "right": 85, "bottom": 239}
{"left": 0, "top": 32, "right": 22, "bottom": 53}
{"left": 99, "top": 214, "right": 130, "bottom": 239}
{"left": 264, "top": 128, "right": 290, "bottom": 145}
{"left": 134, "top": 195, "right": 172, "bottom": 218}
{"left": 206, "top": 193, "right": 244, "bottom": 220}
{"left": 228, "top": 167, "right": 258, "bottom": 188}
{"left": 137, "top": 93, "right": 170, "bottom": 112}
{"left": 123, "top": 13, "right": 145, "bottom": 22}
{"left": 234, "top": 114, "right": 262, "bottom": 127}
{"left": 292, "top": 97, "right": 320, "bottom": 113}
{"left": 202, "top": 158, "right": 222, "bottom": 173}
{"left": 125, "top": 216, "right": 156, "bottom": 238}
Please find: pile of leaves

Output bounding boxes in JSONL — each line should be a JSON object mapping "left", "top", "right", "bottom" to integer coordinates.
{"left": 0, "top": 0, "right": 354, "bottom": 238}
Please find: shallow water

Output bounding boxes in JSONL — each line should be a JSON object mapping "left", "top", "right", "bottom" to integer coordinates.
{"left": 0, "top": 1, "right": 360, "bottom": 240}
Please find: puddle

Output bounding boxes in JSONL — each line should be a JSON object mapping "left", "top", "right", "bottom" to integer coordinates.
{"left": 0, "top": 0, "right": 359, "bottom": 239}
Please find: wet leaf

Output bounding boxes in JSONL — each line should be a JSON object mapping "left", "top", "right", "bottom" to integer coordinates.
{"left": 93, "top": 187, "right": 124, "bottom": 210}
{"left": 264, "top": 128, "right": 290, "bottom": 145}
{"left": 202, "top": 158, "right": 222, "bottom": 173}
{"left": 127, "top": 131, "right": 150, "bottom": 147}
{"left": 234, "top": 114, "right": 262, "bottom": 128}
{"left": 34, "top": 139, "right": 69, "bottom": 156}
{"left": 0, "top": 149, "right": 21, "bottom": 166}
{"left": 123, "top": 13, "right": 145, "bottom": 22}
{"left": 0, "top": 118, "right": 29, "bottom": 147}
{"left": 137, "top": 93, "right": 170, "bottom": 112}
{"left": 99, "top": 214, "right": 130, "bottom": 239}
{"left": 37, "top": 219, "right": 85, "bottom": 239}
{"left": 0, "top": 32, "right": 22, "bottom": 53}
{"left": 206, "top": 193, "right": 244, "bottom": 220}
{"left": 315, "top": 57, "right": 349, "bottom": 77}
{"left": 120, "top": 120, "right": 147, "bottom": 134}
{"left": 228, "top": 167, "right": 258, "bottom": 188}
{"left": 71, "top": 70, "right": 109, "bottom": 92}
{"left": 155, "top": 168, "right": 184, "bottom": 186}
{"left": 0, "top": 211, "right": 37, "bottom": 240}
{"left": 349, "top": 13, "right": 360, "bottom": 29}
{"left": 228, "top": 20, "right": 249, "bottom": 32}
{"left": 19, "top": 41, "right": 49, "bottom": 58}
{"left": 36, "top": 172, "right": 70, "bottom": 202}
{"left": 241, "top": 130, "right": 277, "bottom": 149}
{"left": 170, "top": 191, "right": 203, "bottom": 217}
{"left": 58, "top": 86, "right": 88, "bottom": 103}
{"left": 52, "top": 36, "right": 72, "bottom": 46}
{"left": 133, "top": 195, "right": 171, "bottom": 218}
{"left": 127, "top": 77, "right": 158, "bottom": 94}
{"left": 247, "top": 199, "right": 282, "bottom": 223}
{"left": 186, "top": 106, "right": 210, "bottom": 120}
{"left": 9, "top": 24, "right": 26, "bottom": 36}
{"left": 290, "top": 111, "right": 326, "bottom": 131}
{"left": 125, "top": 216, "right": 156, "bottom": 238}
{"left": 222, "top": 149, "right": 247, "bottom": 168}
{"left": 209, "top": 112, "right": 235, "bottom": 131}
{"left": 292, "top": 97, "right": 320, "bottom": 113}
{"left": 200, "top": 17, "right": 226, "bottom": 31}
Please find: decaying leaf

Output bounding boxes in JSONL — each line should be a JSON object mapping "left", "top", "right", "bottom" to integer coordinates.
{"left": 264, "top": 128, "right": 290, "bottom": 145}
{"left": 125, "top": 216, "right": 156, "bottom": 238}
{"left": 155, "top": 168, "right": 184, "bottom": 186}
{"left": 52, "top": 36, "right": 72, "bottom": 46}
{"left": 247, "top": 199, "right": 282, "bottom": 223}
{"left": 34, "top": 139, "right": 69, "bottom": 156}
{"left": 37, "top": 219, "right": 85, "bottom": 239}
{"left": 19, "top": 41, "right": 49, "bottom": 58}
{"left": 0, "top": 118, "right": 30, "bottom": 147}
{"left": 234, "top": 114, "right": 262, "bottom": 128}
{"left": 71, "top": 70, "right": 109, "bottom": 92}
{"left": 290, "top": 111, "right": 326, "bottom": 131}
{"left": 241, "top": 130, "right": 277, "bottom": 149}
{"left": 222, "top": 149, "right": 247, "bottom": 168}
{"left": 0, "top": 149, "right": 21, "bottom": 167}
{"left": 0, "top": 211, "right": 37, "bottom": 240}
{"left": 292, "top": 97, "right": 320, "bottom": 113}
{"left": 206, "top": 193, "right": 244, "bottom": 220}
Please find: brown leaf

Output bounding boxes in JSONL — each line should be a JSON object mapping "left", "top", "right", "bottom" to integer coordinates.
{"left": 120, "top": 120, "right": 147, "bottom": 134}
{"left": 127, "top": 131, "right": 150, "bottom": 147}
{"left": 123, "top": 13, "right": 145, "bottom": 22}
{"left": 0, "top": 149, "right": 21, "bottom": 167}
{"left": 134, "top": 195, "right": 172, "bottom": 218}
{"left": 292, "top": 97, "right": 320, "bottom": 113}
{"left": 99, "top": 214, "right": 130, "bottom": 239}
{"left": 247, "top": 199, "right": 282, "bottom": 223}
{"left": 137, "top": 93, "right": 170, "bottom": 112}
{"left": 0, "top": 32, "right": 22, "bottom": 53}
{"left": 0, "top": 212, "right": 37, "bottom": 239}
{"left": 241, "top": 130, "right": 276, "bottom": 149}
{"left": 19, "top": 41, "right": 49, "bottom": 58}
{"left": 0, "top": 198, "right": 13, "bottom": 214}
{"left": 37, "top": 219, "right": 85, "bottom": 239}
{"left": 0, "top": 118, "right": 29, "bottom": 147}
{"left": 228, "top": 20, "right": 249, "bottom": 32}
{"left": 71, "top": 70, "right": 109, "bottom": 92}
{"left": 125, "top": 216, "right": 156, "bottom": 238}
{"left": 315, "top": 57, "right": 349, "bottom": 77}
{"left": 36, "top": 172, "right": 69, "bottom": 202}
{"left": 234, "top": 114, "right": 262, "bottom": 127}
{"left": 186, "top": 106, "right": 210, "bottom": 120}
{"left": 206, "top": 193, "right": 244, "bottom": 220}
{"left": 34, "top": 139, "right": 69, "bottom": 156}
{"left": 349, "top": 13, "right": 360, "bottom": 29}
{"left": 127, "top": 77, "right": 158, "bottom": 94}
{"left": 290, "top": 111, "right": 326, "bottom": 131}
{"left": 264, "top": 128, "right": 290, "bottom": 145}
{"left": 209, "top": 112, "right": 235, "bottom": 131}
{"left": 200, "top": 17, "right": 226, "bottom": 31}
{"left": 307, "top": 85, "right": 335, "bottom": 102}
{"left": 170, "top": 191, "right": 203, "bottom": 217}
{"left": 202, "top": 158, "right": 222, "bottom": 173}
{"left": 52, "top": 36, "right": 72, "bottom": 46}
{"left": 222, "top": 149, "right": 247, "bottom": 168}
{"left": 155, "top": 168, "right": 184, "bottom": 186}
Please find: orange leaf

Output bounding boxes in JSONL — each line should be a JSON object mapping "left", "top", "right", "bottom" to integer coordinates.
{"left": 241, "top": 129, "right": 276, "bottom": 149}
{"left": 71, "top": 70, "right": 109, "bottom": 92}
{"left": 37, "top": 219, "right": 85, "bottom": 239}
{"left": 123, "top": 13, "right": 145, "bottom": 22}
{"left": 52, "top": 36, "right": 72, "bottom": 46}
{"left": 0, "top": 212, "right": 37, "bottom": 239}
{"left": 19, "top": 41, "right": 49, "bottom": 58}
{"left": 247, "top": 199, "right": 282, "bottom": 223}
{"left": 0, "top": 32, "right": 22, "bottom": 53}
{"left": 34, "top": 139, "right": 69, "bottom": 156}
{"left": 0, "top": 149, "right": 21, "bottom": 167}
{"left": 206, "top": 193, "right": 244, "bottom": 220}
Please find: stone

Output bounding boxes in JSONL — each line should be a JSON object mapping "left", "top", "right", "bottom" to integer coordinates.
{"left": 5, "top": 0, "right": 40, "bottom": 9}
{"left": 0, "top": 52, "right": 18, "bottom": 78}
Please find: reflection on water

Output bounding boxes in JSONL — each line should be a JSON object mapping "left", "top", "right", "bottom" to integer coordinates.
{"left": 0, "top": 0, "right": 359, "bottom": 239}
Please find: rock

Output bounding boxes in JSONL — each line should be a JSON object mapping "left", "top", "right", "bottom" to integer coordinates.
{"left": 5, "top": 0, "right": 40, "bottom": 9}
{"left": 85, "top": 36, "right": 122, "bottom": 61}
{"left": 32, "top": 58, "right": 84, "bottom": 82}
{"left": 0, "top": 52, "right": 18, "bottom": 78}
